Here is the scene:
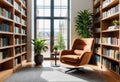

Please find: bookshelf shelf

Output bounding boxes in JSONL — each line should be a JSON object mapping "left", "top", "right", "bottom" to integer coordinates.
{"left": 0, "top": 0, "right": 28, "bottom": 81}
{"left": 0, "top": 57, "right": 13, "bottom": 64}
{"left": 101, "top": 43, "right": 119, "bottom": 48}
{"left": 102, "top": 55, "right": 119, "bottom": 62}
{"left": 102, "top": 12, "right": 119, "bottom": 21}
{"left": 93, "top": 0, "right": 120, "bottom": 81}
{"left": 0, "top": 45, "right": 13, "bottom": 49}
{"left": 0, "top": 0, "right": 13, "bottom": 8}
{"left": 102, "top": 0, "right": 119, "bottom": 10}
{"left": 102, "top": 29, "right": 119, "bottom": 32}
{"left": 0, "top": 16, "right": 13, "bottom": 22}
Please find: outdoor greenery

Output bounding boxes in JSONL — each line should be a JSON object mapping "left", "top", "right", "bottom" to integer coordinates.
{"left": 56, "top": 32, "right": 65, "bottom": 50}
{"left": 32, "top": 39, "right": 48, "bottom": 55}
{"left": 75, "top": 9, "right": 93, "bottom": 38}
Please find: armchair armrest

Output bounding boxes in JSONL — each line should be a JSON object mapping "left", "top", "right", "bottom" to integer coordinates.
{"left": 60, "top": 50, "right": 74, "bottom": 56}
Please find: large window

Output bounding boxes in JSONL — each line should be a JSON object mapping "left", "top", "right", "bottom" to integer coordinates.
{"left": 35, "top": 0, "right": 70, "bottom": 59}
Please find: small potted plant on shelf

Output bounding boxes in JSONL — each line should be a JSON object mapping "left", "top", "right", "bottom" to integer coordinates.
{"left": 32, "top": 38, "right": 48, "bottom": 65}
{"left": 112, "top": 20, "right": 119, "bottom": 29}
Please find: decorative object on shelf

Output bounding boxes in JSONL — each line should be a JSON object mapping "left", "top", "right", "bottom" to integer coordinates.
{"left": 32, "top": 39, "right": 48, "bottom": 65}
{"left": 112, "top": 19, "right": 119, "bottom": 28}
{"left": 75, "top": 9, "right": 93, "bottom": 38}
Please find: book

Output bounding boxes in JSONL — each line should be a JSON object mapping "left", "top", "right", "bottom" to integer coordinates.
{"left": 0, "top": 52, "right": 3, "bottom": 61}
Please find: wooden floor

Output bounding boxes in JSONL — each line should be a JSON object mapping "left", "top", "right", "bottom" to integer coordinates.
{"left": 1, "top": 60, "right": 120, "bottom": 82}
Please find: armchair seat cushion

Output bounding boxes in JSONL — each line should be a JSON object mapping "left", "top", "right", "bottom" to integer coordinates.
{"left": 61, "top": 54, "right": 80, "bottom": 63}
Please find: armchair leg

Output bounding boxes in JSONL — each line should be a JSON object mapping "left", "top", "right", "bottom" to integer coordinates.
{"left": 65, "top": 67, "right": 85, "bottom": 73}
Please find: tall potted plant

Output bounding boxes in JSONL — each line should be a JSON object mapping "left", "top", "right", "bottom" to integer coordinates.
{"left": 32, "top": 39, "right": 48, "bottom": 65}
{"left": 75, "top": 9, "right": 93, "bottom": 38}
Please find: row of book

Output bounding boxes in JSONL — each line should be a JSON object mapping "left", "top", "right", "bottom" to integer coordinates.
{"left": 103, "top": 48, "right": 120, "bottom": 60}
{"left": 21, "top": 19, "right": 26, "bottom": 26}
{"left": 21, "top": 0, "right": 27, "bottom": 7}
{"left": 21, "top": 28, "right": 26, "bottom": 34}
{"left": 14, "top": 15, "right": 21, "bottom": 23}
{"left": 14, "top": 1, "right": 21, "bottom": 11}
{"left": 15, "top": 38, "right": 27, "bottom": 44}
{"left": 21, "top": 7, "right": 26, "bottom": 16}
{"left": 0, "top": 49, "right": 11, "bottom": 61}
{"left": 102, "top": 0, "right": 114, "bottom": 8}
{"left": 102, "top": 4, "right": 119, "bottom": 19}
{"left": 0, "top": 22, "right": 11, "bottom": 32}
{"left": 14, "top": 57, "right": 21, "bottom": 66}
{"left": 22, "top": 38, "right": 26, "bottom": 43}
{"left": 102, "top": 37, "right": 120, "bottom": 45}
{"left": 95, "top": 38, "right": 101, "bottom": 44}
{"left": 0, "top": 7, "right": 12, "bottom": 19}
{"left": 15, "top": 47, "right": 21, "bottom": 54}
{"left": 102, "top": 58, "right": 120, "bottom": 74}
{"left": 15, "top": 38, "right": 20, "bottom": 45}
{"left": 14, "top": 26, "right": 21, "bottom": 34}
{"left": 0, "top": 37, "right": 10, "bottom": 47}
{"left": 14, "top": 1, "right": 26, "bottom": 15}
{"left": 14, "top": 14, "right": 26, "bottom": 25}
{"left": 15, "top": 26, "right": 26, "bottom": 34}
{"left": 22, "top": 46, "right": 26, "bottom": 52}
{"left": 7, "top": 0, "right": 12, "bottom": 4}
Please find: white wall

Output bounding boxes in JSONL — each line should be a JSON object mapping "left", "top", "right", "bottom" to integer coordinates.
{"left": 70, "top": 0, "right": 93, "bottom": 47}
{"left": 27, "top": 0, "right": 34, "bottom": 62}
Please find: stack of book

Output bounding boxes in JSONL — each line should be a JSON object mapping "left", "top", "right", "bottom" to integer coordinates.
{"left": 7, "top": 0, "right": 12, "bottom": 4}
{"left": 0, "top": 22, "right": 11, "bottom": 32}
{"left": 15, "top": 26, "right": 20, "bottom": 34}
{"left": 14, "top": 1, "right": 21, "bottom": 11}
{"left": 14, "top": 15, "right": 21, "bottom": 23}
{"left": 0, "top": 36, "right": 10, "bottom": 47}
{"left": 102, "top": 58, "right": 120, "bottom": 74}
{"left": 15, "top": 37, "right": 20, "bottom": 45}
{"left": 0, "top": 52, "right": 3, "bottom": 61}
{"left": 21, "top": 28, "right": 26, "bottom": 34}
{"left": 15, "top": 47, "right": 21, "bottom": 55}
{"left": 102, "top": 0, "right": 114, "bottom": 8}
{"left": 103, "top": 4, "right": 119, "bottom": 18}
{"left": 0, "top": 7, "right": 12, "bottom": 19}
{"left": 102, "top": 37, "right": 118, "bottom": 45}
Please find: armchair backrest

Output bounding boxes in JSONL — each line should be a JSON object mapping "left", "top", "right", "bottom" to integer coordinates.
{"left": 72, "top": 38, "right": 94, "bottom": 52}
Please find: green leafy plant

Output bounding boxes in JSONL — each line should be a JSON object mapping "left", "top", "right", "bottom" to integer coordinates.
{"left": 112, "top": 20, "right": 119, "bottom": 26}
{"left": 56, "top": 32, "right": 65, "bottom": 50}
{"left": 32, "top": 39, "right": 48, "bottom": 55}
{"left": 75, "top": 9, "right": 93, "bottom": 38}
{"left": 53, "top": 45, "right": 59, "bottom": 50}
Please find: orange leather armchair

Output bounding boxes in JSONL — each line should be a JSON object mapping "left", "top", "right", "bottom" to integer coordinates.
{"left": 59, "top": 38, "right": 94, "bottom": 73}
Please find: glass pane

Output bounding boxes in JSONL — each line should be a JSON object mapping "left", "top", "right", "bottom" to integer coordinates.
{"left": 36, "top": 0, "right": 50, "bottom": 17}
{"left": 37, "top": 8, "right": 50, "bottom": 17}
{"left": 54, "top": 20, "right": 68, "bottom": 50}
{"left": 37, "top": 0, "right": 50, "bottom": 6}
{"left": 54, "top": 8, "right": 67, "bottom": 17}
{"left": 61, "top": 0, "right": 68, "bottom": 6}
{"left": 37, "top": 0, "right": 44, "bottom": 6}
{"left": 36, "top": 19, "right": 51, "bottom": 58}
{"left": 54, "top": 0, "right": 61, "bottom": 6}
{"left": 54, "top": 0, "right": 68, "bottom": 6}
